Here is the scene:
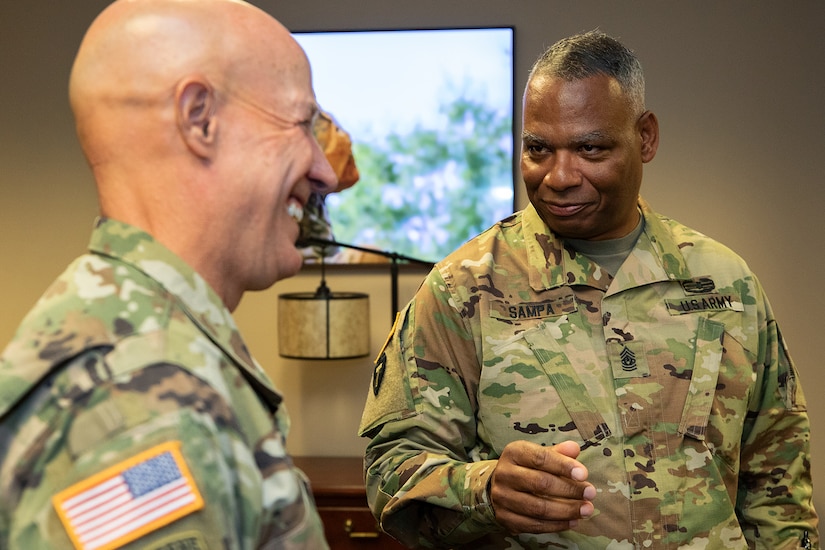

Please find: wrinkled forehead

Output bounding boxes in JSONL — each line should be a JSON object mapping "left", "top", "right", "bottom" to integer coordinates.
{"left": 231, "top": 33, "right": 318, "bottom": 121}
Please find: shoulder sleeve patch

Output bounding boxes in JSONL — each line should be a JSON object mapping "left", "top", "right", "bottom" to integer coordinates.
{"left": 142, "top": 530, "right": 209, "bottom": 550}
{"left": 359, "top": 305, "right": 417, "bottom": 437}
{"left": 52, "top": 440, "right": 204, "bottom": 550}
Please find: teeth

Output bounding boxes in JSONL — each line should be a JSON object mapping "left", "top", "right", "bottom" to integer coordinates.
{"left": 287, "top": 202, "right": 304, "bottom": 223}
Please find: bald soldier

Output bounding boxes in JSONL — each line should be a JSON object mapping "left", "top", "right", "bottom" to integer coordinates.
{"left": 0, "top": 0, "right": 336, "bottom": 548}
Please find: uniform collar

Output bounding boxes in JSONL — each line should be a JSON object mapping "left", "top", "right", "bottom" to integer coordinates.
{"left": 523, "top": 199, "right": 692, "bottom": 293}
{"left": 89, "top": 218, "right": 281, "bottom": 407}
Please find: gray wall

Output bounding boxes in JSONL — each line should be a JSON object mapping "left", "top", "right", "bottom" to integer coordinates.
{"left": 1, "top": 1, "right": 823, "bottom": 511}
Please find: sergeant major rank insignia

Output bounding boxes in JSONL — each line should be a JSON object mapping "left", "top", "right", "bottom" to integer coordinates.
{"left": 608, "top": 340, "right": 649, "bottom": 379}
{"left": 620, "top": 346, "right": 637, "bottom": 372}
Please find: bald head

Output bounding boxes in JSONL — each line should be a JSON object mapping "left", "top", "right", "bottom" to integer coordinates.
{"left": 70, "top": 0, "right": 303, "bottom": 101}
{"left": 70, "top": 0, "right": 304, "bottom": 166}
{"left": 67, "top": 0, "right": 337, "bottom": 309}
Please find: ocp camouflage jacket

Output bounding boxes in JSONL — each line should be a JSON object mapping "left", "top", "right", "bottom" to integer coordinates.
{"left": 0, "top": 218, "right": 327, "bottom": 550}
{"left": 360, "top": 200, "right": 818, "bottom": 549}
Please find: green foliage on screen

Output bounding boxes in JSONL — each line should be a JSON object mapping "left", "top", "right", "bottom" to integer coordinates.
{"left": 327, "top": 95, "right": 513, "bottom": 263}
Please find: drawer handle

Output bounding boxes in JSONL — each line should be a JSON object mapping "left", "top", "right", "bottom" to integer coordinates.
{"left": 344, "top": 518, "right": 380, "bottom": 539}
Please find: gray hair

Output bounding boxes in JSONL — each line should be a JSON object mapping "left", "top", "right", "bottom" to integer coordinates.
{"left": 528, "top": 30, "right": 646, "bottom": 116}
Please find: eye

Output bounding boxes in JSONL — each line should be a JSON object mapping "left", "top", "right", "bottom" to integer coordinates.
{"left": 524, "top": 142, "right": 549, "bottom": 155}
{"left": 578, "top": 143, "right": 608, "bottom": 158}
{"left": 299, "top": 119, "right": 317, "bottom": 137}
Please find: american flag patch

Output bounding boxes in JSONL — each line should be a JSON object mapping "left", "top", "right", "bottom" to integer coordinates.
{"left": 53, "top": 441, "right": 204, "bottom": 550}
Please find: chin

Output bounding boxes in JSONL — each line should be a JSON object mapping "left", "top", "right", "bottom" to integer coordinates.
{"left": 275, "top": 245, "right": 304, "bottom": 282}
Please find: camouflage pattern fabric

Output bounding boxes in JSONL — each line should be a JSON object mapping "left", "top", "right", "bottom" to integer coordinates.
{"left": 0, "top": 218, "right": 328, "bottom": 550}
{"left": 359, "top": 199, "right": 819, "bottom": 549}
{"left": 299, "top": 192, "right": 338, "bottom": 260}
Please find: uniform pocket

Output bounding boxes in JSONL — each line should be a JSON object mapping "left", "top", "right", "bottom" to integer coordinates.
{"left": 678, "top": 317, "right": 725, "bottom": 440}
{"left": 522, "top": 324, "right": 611, "bottom": 443}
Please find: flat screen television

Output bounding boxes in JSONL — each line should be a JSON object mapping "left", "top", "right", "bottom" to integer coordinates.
{"left": 294, "top": 27, "right": 515, "bottom": 264}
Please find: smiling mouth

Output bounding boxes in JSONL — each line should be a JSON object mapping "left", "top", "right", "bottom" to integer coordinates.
{"left": 547, "top": 203, "right": 587, "bottom": 217}
{"left": 287, "top": 200, "right": 304, "bottom": 223}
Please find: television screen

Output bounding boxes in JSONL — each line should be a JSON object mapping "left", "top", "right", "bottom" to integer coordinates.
{"left": 294, "top": 27, "right": 515, "bottom": 264}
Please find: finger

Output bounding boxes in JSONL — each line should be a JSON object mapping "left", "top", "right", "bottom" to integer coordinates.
{"left": 496, "top": 510, "right": 576, "bottom": 536}
{"left": 496, "top": 461, "right": 593, "bottom": 501}
{"left": 552, "top": 440, "right": 582, "bottom": 459}
{"left": 507, "top": 440, "right": 588, "bottom": 482}
{"left": 493, "top": 491, "right": 594, "bottom": 535}
{"left": 551, "top": 441, "right": 589, "bottom": 481}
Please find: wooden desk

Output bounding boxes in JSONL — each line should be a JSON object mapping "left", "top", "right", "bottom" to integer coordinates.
{"left": 293, "top": 456, "right": 407, "bottom": 549}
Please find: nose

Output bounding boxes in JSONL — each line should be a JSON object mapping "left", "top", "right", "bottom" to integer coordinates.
{"left": 543, "top": 151, "right": 580, "bottom": 191}
{"left": 309, "top": 138, "right": 338, "bottom": 194}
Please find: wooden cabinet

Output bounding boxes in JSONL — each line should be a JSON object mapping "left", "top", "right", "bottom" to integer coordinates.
{"left": 293, "top": 456, "right": 407, "bottom": 550}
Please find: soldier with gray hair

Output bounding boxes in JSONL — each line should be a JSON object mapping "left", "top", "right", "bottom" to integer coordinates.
{"left": 360, "top": 30, "right": 818, "bottom": 549}
{"left": 0, "top": 0, "right": 337, "bottom": 548}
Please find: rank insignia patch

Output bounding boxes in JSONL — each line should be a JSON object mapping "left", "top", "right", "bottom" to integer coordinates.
{"left": 53, "top": 441, "right": 204, "bottom": 550}
{"left": 619, "top": 345, "right": 637, "bottom": 372}
{"left": 608, "top": 340, "right": 650, "bottom": 379}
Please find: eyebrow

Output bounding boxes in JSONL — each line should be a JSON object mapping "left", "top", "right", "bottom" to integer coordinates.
{"left": 521, "top": 131, "right": 547, "bottom": 145}
{"left": 521, "top": 130, "right": 612, "bottom": 146}
{"left": 574, "top": 130, "right": 610, "bottom": 143}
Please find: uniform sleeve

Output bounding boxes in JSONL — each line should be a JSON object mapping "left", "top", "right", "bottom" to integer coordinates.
{"left": 359, "top": 269, "right": 502, "bottom": 549}
{"left": 737, "top": 286, "right": 819, "bottom": 549}
{"left": 2, "top": 351, "right": 326, "bottom": 550}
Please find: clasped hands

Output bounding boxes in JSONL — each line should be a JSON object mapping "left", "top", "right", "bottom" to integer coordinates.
{"left": 490, "top": 440, "right": 596, "bottom": 534}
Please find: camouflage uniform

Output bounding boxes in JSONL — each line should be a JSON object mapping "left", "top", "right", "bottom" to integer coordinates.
{"left": 0, "top": 218, "right": 328, "bottom": 550}
{"left": 359, "top": 200, "right": 818, "bottom": 549}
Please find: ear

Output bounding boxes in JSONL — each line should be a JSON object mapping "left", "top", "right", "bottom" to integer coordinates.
{"left": 176, "top": 78, "right": 217, "bottom": 159}
{"left": 638, "top": 110, "right": 659, "bottom": 163}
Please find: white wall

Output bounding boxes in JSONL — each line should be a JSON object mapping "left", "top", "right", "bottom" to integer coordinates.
{"left": 1, "top": 0, "right": 822, "bottom": 510}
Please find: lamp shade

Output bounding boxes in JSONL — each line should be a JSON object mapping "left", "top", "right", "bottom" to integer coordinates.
{"left": 278, "top": 291, "right": 370, "bottom": 359}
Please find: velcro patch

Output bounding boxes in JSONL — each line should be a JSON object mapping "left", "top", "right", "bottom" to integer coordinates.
{"left": 53, "top": 441, "right": 204, "bottom": 550}
{"left": 665, "top": 294, "right": 744, "bottom": 315}
{"left": 608, "top": 340, "right": 650, "bottom": 379}
{"left": 490, "top": 293, "right": 577, "bottom": 321}
{"left": 143, "top": 530, "right": 209, "bottom": 550}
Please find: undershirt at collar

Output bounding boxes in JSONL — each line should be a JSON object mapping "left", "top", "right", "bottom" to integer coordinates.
{"left": 565, "top": 214, "right": 645, "bottom": 276}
